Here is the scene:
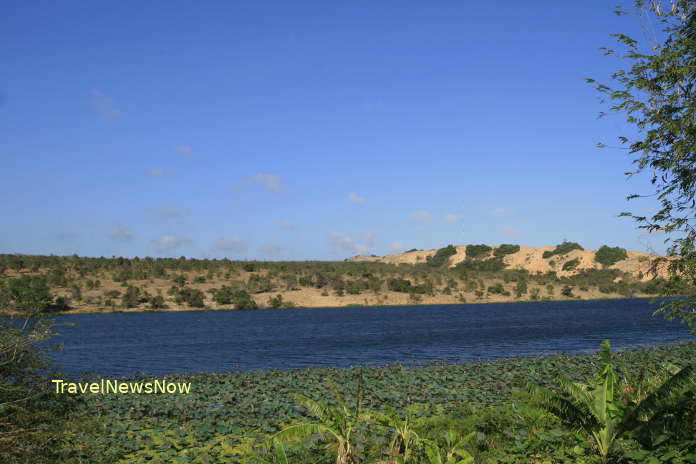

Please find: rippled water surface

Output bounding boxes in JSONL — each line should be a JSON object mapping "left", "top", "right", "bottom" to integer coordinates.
{"left": 50, "top": 298, "right": 693, "bottom": 377}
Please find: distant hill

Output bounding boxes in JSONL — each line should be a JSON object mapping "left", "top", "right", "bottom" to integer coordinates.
{"left": 0, "top": 245, "right": 682, "bottom": 315}
{"left": 348, "top": 243, "right": 669, "bottom": 281}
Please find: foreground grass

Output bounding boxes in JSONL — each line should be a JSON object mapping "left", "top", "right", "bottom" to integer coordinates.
{"left": 51, "top": 342, "right": 696, "bottom": 463}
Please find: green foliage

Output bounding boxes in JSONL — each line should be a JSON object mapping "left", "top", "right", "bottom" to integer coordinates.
{"left": 514, "top": 279, "right": 528, "bottom": 298}
{"left": 149, "top": 295, "right": 166, "bottom": 309}
{"left": 61, "top": 341, "right": 696, "bottom": 463}
{"left": 388, "top": 278, "right": 413, "bottom": 293}
{"left": 542, "top": 241, "right": 584, "bottom": 259}
{"left": 423, "top": 430, "right": 475, "bottom": 464}
{"left": 274, "top": 373, "right": 366, "bottom": 464}
{"left": 213, "top": 286, "right": 257, "bottom": 309}
{"left": 493, "top": 244, "right": 520, "bottom": 257}
{"left": 0, "top": 275, "right": 52, "bottom": 313}
{"left": 529, "top": 340, "right": 696, "bottom": 461}
{"left": 487, "top": 282, "right": 510, "bottom": 296}
{"left": 174, "top": 287, "right": 206, "bottom": 307}
{"left": 465, "top": 245, "right": 492, "bottom": 259}
{"left": 562, "top": 259, "right": 580, "bottom": 271}
{"left": 595, "top": 246, "right": 628, "bottom": 266}
{"left": 248, "top": 274, "right": 273, "bottom": 293}
{"left": 590, "top": 1, "right": 696, "bottom": 332}
{"left": 561, "top": 285, "right": 574, "bottom": 297}
{"left": 455, "top": 257, "right": 506, "bottom": 272}
{"left": 121, "top": 285, "right": 141, "bottom": 308}
{"left": 428, "top": 245, "right": 458, "bottom": 268}
{"left": 268, "top": 294, "right": 293, "bottom": 309}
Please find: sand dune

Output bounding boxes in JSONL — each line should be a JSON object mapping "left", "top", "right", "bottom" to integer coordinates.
{"left": 349, "top": 244, "right": 669, "bottom": 281}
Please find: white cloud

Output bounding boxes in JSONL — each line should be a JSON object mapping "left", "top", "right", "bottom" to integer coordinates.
{"left": 106, "top": 226, "right": 134, "bottom": 242}
{"left": 152, "top": 234, "right": 192, "bottom": 251}
{"left": 489, "top": 208, "right": 510, "bottom": 216}
{"left": 409, "top": 210, "right": 432, "bottom": 223}
{"left": 248, "top": 173, "right": 285, "bottom": 193}
{"left": 444, "top": 214, "right": 459, "bottom": 223}
{"left": 147, "top": 168, "right": 170, "bottom": 176}
{"left": 279, "top": 220, "right": 297, "bottom": 229}
{"left": 388, "top": 241, "right": 404, "bottom": 253}
{"left": 214, "top": 236, "right": 246, "bottom": 252}
{"left": 177, "top": 145, "right": 193, "bottom": 156}
{"left": 329, "top": 232, "right": 368, "bottom": 256}
{"left": 348, "top": 192, "right": 366, "bottom": 206}
{"left": 89, "top": 89, "right": 121, "bottom": 120}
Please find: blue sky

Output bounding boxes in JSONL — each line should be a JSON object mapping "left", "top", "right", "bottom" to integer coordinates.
{"left": 1, "top": 1, "right": 670, "bottom": 260}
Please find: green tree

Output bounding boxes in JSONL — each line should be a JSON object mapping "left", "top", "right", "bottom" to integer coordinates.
{"left": 2, "top": 275, "right": 52, "bottom": 313}
{"left": 121, "top": 285, "right": 141, "bottom": 308}
{"left": 514, "top": 279, "right": 528, "bottom": 298}
{"left": 589, "top": 1, "right": 696, "bottom": 331}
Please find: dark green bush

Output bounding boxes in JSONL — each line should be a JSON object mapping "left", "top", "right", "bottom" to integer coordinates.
{"left": 594, "top": 245, "right": 628, "bottom": 266}
{"left": 466, "top": 244, "right": 492, "bottom": 259}
{"left": 487, "top": 282, "right": 510, "bottom": 296}
{"left": 542, "top": 241, "right": 583, "bottom": 259}
{"left": 174, "top": 287, "right": 205, "bottom": 307}
{"left": 428, "top": 245, "right": 458, "bottom": 267}
{"left": 562, "top": 259, "right": 580, "bottom": 271}
{"left": 387, "top": 278, "right": 412, "bottom": 292}
{"left": 493, "top": 244, "right": 520, "bottom": 257}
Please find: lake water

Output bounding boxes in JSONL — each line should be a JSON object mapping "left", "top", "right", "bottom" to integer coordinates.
{"left": 49, "top": 298, "right": 694, "bottom": 377}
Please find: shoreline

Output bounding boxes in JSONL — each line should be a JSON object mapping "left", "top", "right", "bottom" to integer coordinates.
{"left": 34, "top": 294, "right": 666, "bottom": 317}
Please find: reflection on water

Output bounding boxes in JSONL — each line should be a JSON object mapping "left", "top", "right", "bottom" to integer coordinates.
{"left": 50, "top": 298, "right": 693, "bottom": 377}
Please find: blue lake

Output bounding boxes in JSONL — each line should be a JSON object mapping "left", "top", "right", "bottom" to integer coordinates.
{"left": 49, "top": 298, "right": 694, "bottom": 377}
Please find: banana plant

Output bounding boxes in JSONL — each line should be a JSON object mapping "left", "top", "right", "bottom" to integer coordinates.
{"left": 422, "top": 430, "right": 475, "bottom": 464}
{"left": 273, "top": 373, "right": 366, "bottom": 464}
{"left": 365, "top": 404, "right": 424, "bottom": 462}
{"left": 246, "top": 439, "right": 290, "bottom": 464}
{"left": 528, "top": 339, "right": 694, "bottom": 462}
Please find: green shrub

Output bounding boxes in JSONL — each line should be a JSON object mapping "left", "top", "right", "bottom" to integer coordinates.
{"left": 148, "top": 295, "right": 166, "bottom": 309}
{"left": 594, "top": 245, "right": 628, "bottom": 266}
{"left": 120, "top": 285, "right": 141, "bottom": 308}
{"left": 493, "top": 244, "right": 520, "bottom": 257}
{"left": 428, "top": 245, "right": 458, "bottom": 267}
{"left": 466, "top": 244, "right": 492, "bottom": 259}
{"left": 514, "top": 279, "right": 528, "bottom": 297}
{"left": 487, "top": 282, "right": 509, "bottom": 295}
{"left": 455, "top": 257, "right": 506, "bottom": 272}
{"left": 174, "top": 287, "right": 205, "bottom": 307}
{"left": 542, "top": 241, "right": 583, "bottom": 259}
{"left": 562, "top": 259, "right": 580, "bottom": 271}
{"left": 387, "top": 278, "right": 412, "bottom": 292}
